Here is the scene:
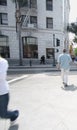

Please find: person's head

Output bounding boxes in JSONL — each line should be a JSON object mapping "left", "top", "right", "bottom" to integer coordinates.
{"left": 63, "top": 49, "right": 66, "bottom": 53}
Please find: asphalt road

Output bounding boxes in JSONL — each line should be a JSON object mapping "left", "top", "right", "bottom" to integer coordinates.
{"left": 7, "top": 70, "right": 77, "bottom": 82}
{"left": 1, "top": 71, "right": 77, "bottom": 130}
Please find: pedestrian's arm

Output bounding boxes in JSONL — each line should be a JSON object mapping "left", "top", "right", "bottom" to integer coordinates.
{"left": 56, "top": 63, "right": 60, "bottom": 69}
{"left": 74, "top": 60, "right": 77, "bottom": 65}
{"left": 57, "top": 56, "right": 60, "bottom": 69}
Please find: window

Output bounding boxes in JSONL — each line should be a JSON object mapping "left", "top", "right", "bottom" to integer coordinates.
{"left": 30, "top": 16, "right": 37, "bottom": 27}
{"left": 46, "top": 17, "right": 53, "bottom": 28}
{"left": 19, "top": 0, "right": 28, "bottom": 8}
{"left": 21, "top": 15, "right": 29, "bottom": 25}
{"left": 46, "top": 48, "right": 54, "bottom": 59}
{"left": 22, "top": 37, "right": 38, "bottom": 58}
{"left": 30, "top": 0, "right": 37, "bottom": 8}
{"left": 0, "top": 0, "right": 7, "bottom": 5}
{"left": 0, "top": 13, "right": 8, "bottom": 25}
{"left": 21, "top": 15, "right": 37, "bottom": 27}
{"left": 0, "top": 35, "right": 10, "bottom": 58}
{"left": 46, "top": 0, "right": 53, "bottom": 11}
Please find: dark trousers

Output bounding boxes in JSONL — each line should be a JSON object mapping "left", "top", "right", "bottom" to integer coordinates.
{"left": 0, "top": 93, "right": 17, "bottom": 121}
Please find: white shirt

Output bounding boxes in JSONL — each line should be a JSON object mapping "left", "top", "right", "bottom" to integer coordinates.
{"left": 0, "top": 57, "right": 9, "bottom": 95}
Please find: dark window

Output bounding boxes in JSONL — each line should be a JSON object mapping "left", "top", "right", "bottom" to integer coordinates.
{"left": 0, "top": 13, "right": 8, "bottom": 25}
{"left": 22, "top": 37, "right": 38, "bottom": 58}
{"left": 19, "top": 0, "right": 28, "bottom": 8}
{"left": 30, "top": 16, "right": 37, "bottom": 27}
{"left": 46, "top": 17, "right": 53, "bottom": 28}
{"left": 46, "top": 48, "right": 54, "bottom": 59}
{"left": 30, "top": 0, "right": 37, "bottom": 8}
{"left": 46, "top": 0, "right": 53, "bottom": 11}
{"left": 0, "top": 35, "right": 10, "bottom": 58}
{"left": 19, "top": 0, "right": 37, "bottom": 8}
{"left": 0, "top": 0, "right": 7, "bottom": 6}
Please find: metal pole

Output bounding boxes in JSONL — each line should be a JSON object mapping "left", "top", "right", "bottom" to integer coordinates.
{"left": 53, "top": 34, "right": 56, "bottom": 66}
{"left": 18, "top": 23, "right": 23, "bottom": 65}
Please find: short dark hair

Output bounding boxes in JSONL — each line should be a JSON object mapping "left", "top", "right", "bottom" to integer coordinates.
{"left": 63, "top": 49, "right": 66, "bottom": 53}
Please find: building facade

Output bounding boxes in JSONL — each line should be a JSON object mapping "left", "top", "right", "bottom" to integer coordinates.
{"left": 0, "top": 0, "right": 70, "bottom": 64}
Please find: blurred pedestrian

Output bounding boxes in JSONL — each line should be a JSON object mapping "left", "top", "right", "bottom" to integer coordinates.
{"left": 40, "top": 55, "right": 45, "bottom": 64}
{"left": 0, "top": 55, "right": 19, "bottom": 126}
{"left": 57, "top": 49, "right": 72, "bottom": 87}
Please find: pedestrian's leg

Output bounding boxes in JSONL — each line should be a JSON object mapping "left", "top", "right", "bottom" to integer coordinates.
{"left": 61, "top": 69, "right": 65, "bottom": 83}
{"left": 64, "top": 69, "right": 69, "bottom": 85}
{"left": 0, "top": 93, "right": 19, "bottom": 122}
{"left": 0, "top": 93, "right": 9, "bottom": 118}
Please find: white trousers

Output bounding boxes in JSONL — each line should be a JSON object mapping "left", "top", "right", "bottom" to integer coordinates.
{"left": 61, "top": 68, "right": 69, "bottom": 84}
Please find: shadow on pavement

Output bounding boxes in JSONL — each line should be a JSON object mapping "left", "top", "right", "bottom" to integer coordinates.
{"left": 8, "top": 124, "right": 19, "bottom": 130}
{"left": 61, "top": 84, "right": 77, "bottom": 91}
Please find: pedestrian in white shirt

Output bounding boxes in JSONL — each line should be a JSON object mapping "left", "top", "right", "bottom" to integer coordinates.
{"left": 57, "top": 49, "right": 72, "bottom": 87}
{"left": 0, "top": 55, "right": 19, "bottom": 126}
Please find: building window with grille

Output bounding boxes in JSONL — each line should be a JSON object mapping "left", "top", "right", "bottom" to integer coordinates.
{"left": 22, "top": 37, "right": 38, "bottom": 58}
{"left": 46, "top": 0, "right": 53, "bottom": 11}
{"left": 21, "top": 15, "right": 29, "bottom": 26}
{"left": 0, "top": 0, "right": 7, "bottom": 6}
{"left": 0, "top": 13, "right": 8, "bottom": 25}
{"left": 21, "top": 15, "right": 37, "bottom": 28}
{"left": 46, "top": 17, "right": 53, "bottom": 28}
{"left": 30, "top": 16, "right": 37, "bottom": 27}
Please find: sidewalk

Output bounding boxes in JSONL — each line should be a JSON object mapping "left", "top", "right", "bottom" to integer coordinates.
{"left": 8, "top": 62, "right": 77, "bottom": 72}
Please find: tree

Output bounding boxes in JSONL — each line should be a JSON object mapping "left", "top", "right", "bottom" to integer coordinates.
{"left": 67, "top": 22, "right": 77, "bottom": 43}
{"left": 67, "top": 23, "right": 77, "bottom": 35}
{"left": 12, "top": 0, "right": 28, "bottom": 65}
{"left": 74, "top": 48, "right": 77, "bottom": 56}
{"left": 73, "top": 36, "right": 77, "bottom": 43}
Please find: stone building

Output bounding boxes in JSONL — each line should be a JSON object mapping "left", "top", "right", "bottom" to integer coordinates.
{"left": 0, "top": 0, "right": 70, "bottom": 65}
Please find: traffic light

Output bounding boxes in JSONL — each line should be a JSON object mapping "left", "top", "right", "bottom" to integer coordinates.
{"left": 56, "top": 49, "right": 59, "bottom": 52}
{"left": 56, "top": 39, "right": 60, "bottom": 46}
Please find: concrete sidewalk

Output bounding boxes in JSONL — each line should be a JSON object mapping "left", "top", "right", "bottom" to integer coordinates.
{"left": 8, "top": 62, "right": 77, "bottom": 72}
{"left": 1, "top": 72, "right": 77, "bottom": 130}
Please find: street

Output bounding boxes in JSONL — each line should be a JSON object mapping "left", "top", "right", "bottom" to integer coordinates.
{"left": 7, "top": 70, "right": 77, "bottom": 82}
{"left": 1, "top": 71, "right": 77, "bottom": 130}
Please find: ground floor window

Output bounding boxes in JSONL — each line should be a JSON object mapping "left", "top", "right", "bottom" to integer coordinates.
{"left": 0, "top": 35, "right": 10, "bottom": 58}
{"left": 22, "top": 37, "right": 38, "bottom": 58}
{"left": 46, "top": 48, "right": 54, "bottom": 59}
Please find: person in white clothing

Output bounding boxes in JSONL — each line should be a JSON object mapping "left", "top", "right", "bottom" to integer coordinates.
{"left": 0, "top": 55, "right": 19, "bottom": 126}
{"left": 57, "top": 49, "right": 72, "bottom": 87}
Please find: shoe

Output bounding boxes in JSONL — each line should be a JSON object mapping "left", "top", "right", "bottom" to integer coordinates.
{"left": 63, "top": 82, "right": 68, "bottom": 87}
{"left": 10, "top": 110, "right": 19, "bottom": 126}
{"left": 64, "top": 84, "right": 68, "bottom": 87}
